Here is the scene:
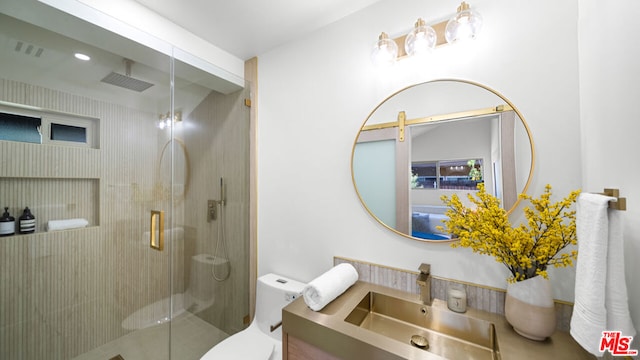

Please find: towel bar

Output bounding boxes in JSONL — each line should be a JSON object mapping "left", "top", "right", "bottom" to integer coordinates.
{"left": 598, "top": 188, "right": 626, "bottom": 211}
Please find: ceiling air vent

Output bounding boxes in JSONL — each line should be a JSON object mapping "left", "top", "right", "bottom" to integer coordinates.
{"left": 14, "top": 41, "right": 44, "bottom": 58}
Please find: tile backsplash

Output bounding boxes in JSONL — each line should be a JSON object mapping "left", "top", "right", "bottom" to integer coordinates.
{"left": 334, "top": 256, "right": 573, "bottom": 332}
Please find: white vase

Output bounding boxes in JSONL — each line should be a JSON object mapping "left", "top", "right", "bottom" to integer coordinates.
{"left": 504, "top": 275, "right": 557, "bottom": 341}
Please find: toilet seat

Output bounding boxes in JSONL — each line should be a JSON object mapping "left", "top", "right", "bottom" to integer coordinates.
{"left": 200, "top": 323, "right": 276, "bottom": 360}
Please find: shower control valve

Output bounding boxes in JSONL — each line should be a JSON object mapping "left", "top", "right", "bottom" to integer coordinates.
{"left": 207, "top": 200, "right": 217, "bottom": 222}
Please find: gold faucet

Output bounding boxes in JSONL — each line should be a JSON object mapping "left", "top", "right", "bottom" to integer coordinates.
{"left": 417, "top": 263, "right": 431, "bottom": 305}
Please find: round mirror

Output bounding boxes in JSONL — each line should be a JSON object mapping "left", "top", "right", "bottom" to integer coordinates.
{"left": 351, "top": 79, "right": 535, "bottom": 242}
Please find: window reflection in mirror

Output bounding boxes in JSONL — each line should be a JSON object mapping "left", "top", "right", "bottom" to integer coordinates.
{"left": 412, "top": 158, "right": 483, "bottom": 190}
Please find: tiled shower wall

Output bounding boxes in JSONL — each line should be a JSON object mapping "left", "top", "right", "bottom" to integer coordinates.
{"left": 0, "top": 77, "right": 172, "bottom": 359}
{"left": 334, "top": 256, "right": 574, "bottom": 331}
{"left": 0, "top": 75, "right": 251, "bottom": 359}
{"left": 182, "top": 85, "right": 251, "bottom": 336}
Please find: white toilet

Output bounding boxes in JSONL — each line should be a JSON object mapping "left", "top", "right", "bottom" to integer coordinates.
{"left": 200, "top": 273, "right": 306, "bottom": 360}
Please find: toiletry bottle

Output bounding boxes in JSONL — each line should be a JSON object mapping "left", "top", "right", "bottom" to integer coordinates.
{"left": 0, "top": 207, "right": 16, "bottom": 237}
{"left": 19, "top": 207, "right": 36, "bottom": 234}
{"left": 447, "top": 283, "right": 467, "bottom": 313}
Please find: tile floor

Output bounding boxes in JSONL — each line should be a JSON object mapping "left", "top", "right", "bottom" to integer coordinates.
{"left": 71, "top": 313, "right": 228, "bottom": 360}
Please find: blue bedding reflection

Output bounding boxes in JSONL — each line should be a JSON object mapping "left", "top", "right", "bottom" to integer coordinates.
{"left": 411, "top": 211, "right": 451, "bottom": 240}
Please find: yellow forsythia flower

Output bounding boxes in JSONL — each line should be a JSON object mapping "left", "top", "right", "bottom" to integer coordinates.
{"left": 440, "top": 183, "right": 580, "bottom": 283}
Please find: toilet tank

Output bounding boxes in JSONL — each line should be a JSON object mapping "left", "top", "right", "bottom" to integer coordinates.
{"left": 255, "top": 273, "right": 306, "bottom": 340}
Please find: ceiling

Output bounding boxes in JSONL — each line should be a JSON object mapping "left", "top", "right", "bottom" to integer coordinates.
{"left": 132, "top": 0, "right": 384, "bottom": 60}
{"left": 0, "top": 0, "right": 385, "bottom": 100}
{"left": 0, "top": 10, "right": 220, "bottom": 110}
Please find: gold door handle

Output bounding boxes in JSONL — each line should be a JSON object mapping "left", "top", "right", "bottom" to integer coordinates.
{"left": 150, "top": 210, "right": 165, "bottom": 251}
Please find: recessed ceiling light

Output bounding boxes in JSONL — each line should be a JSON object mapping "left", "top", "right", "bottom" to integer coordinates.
{"left": 74, "top": 53, "right": 90, "bottom": 61}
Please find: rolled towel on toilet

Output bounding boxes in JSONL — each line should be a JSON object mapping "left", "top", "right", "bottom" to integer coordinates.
{"left": 303, "top": 263, "right": 359, "bottom": 311}
{"left": 47, "top": 218, "right": 89, "bottom": 231}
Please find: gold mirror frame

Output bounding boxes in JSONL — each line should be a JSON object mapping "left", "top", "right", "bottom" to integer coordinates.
{"left": 351, "top": 79, "right": 536, "bottom": 242}
{"left": 157, "top": 138, "right": 191, "bottom": 204}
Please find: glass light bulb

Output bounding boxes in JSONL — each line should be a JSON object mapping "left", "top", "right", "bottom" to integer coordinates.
{"left": 371, "top": 32, "right": 398, "bottom": 67}
{"left": 405, "top": 19, "right": 437, "bottom": 57}
{"left": 445, "top": 3, "right": 483, "bottom": 44}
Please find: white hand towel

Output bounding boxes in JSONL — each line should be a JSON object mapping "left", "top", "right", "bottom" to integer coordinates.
{"left": 303, "top": 263, "right": 358, "bottom": 311}
{"left": 571, "top": 193, "right": 611, "bottom": 355}
{"left": 570, "top": 193, "right": 636, "bottom": 356}
{"left": 605, "top": 209, "right": 636, "bottom": 337}
{"left": 47, "top": 218, "right": 89, "bottom": 231}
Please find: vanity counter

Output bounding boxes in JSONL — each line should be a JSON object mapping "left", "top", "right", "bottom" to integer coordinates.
{"left": 282, "top": 281, "right": 595, "bottom": 359}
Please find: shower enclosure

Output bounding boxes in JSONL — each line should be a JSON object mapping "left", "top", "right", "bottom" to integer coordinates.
{"left": 0, "top": 2, "right": 250, "bottom": 359}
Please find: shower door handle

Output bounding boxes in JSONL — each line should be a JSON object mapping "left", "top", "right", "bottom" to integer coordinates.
{"left": 150, "top": 210, "right": 165, "bottom": 251}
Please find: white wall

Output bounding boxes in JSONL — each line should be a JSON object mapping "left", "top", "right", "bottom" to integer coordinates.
{"left": 257, "top": 0, "right": 583, "bottom": 301}
{"left": 578, "top": 0, "right": 640, "bottom": 349}
{"left": 258, "top": 0, "right": 638, "bottom": 346}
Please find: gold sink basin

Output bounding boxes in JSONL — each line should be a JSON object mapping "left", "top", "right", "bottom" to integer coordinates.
{"left": 345, "top": 291, "right": 501, "bottom": 360}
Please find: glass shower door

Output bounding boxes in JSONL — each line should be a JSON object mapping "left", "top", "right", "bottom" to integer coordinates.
{"left": 169, "top": 54, "right": 251, "bottom": 359}
{"left": 0, "top": 5, "right": 174, "bottom": 359}
{"left": 1, "top": 2, "right": 251, "bottom": 359}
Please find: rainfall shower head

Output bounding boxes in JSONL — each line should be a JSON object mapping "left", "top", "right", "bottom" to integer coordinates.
{"left": 101, "top": 72, "right": 154, "bottom": 92}
{"left": 100, "top": 58, "right": 154, "bottom": 92}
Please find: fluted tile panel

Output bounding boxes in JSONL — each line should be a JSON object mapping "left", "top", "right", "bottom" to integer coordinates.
{"left": 0, "top": 227, "right": 107, "bottom": 360}
{"left": 1, "top": 77, "right": 170, "bottom": 359}
{"left": 0, "top": 142, "right": 100, "bottom": 179}
{"left": 182, "top": 86, "right": 251, "bottom": 336}
{"left": 1, "top": 70, "right": 251, "bottom": 359}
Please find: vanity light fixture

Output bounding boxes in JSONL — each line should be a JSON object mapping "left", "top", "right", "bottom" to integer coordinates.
{"left": 445, "top": 2, "right": 483, "bottom": 44}
{"left": 371, "top": 2, "right": 482, "bottom": 67}
{"left": 404, "top": 18, "right": 437, "bottom": 57}
{"left": 370, "top": 32, "right": 398, "bottom": 68}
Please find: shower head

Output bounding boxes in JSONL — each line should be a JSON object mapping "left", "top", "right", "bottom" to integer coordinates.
{"left": 100, "top": 58, "right": 154, "bottom": 92}
{"left": 101, "top": 72, "right": 154, "bottom": 92}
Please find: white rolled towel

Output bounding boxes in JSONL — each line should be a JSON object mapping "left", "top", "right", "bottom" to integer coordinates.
{"left": 47, "top": 218, "right": 89, "bottom": 231}
{"left": 303, "top": 263, "right": 359, "bottom": 311}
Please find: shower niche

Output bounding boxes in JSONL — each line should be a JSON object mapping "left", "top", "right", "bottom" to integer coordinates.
{"left": 0, "top": 178, "right": 99, "bottom": 233}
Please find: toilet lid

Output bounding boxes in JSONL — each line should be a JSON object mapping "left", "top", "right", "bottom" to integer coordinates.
{"left": 200, "top": 326, "right": 275, "bottom": 360}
